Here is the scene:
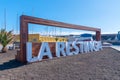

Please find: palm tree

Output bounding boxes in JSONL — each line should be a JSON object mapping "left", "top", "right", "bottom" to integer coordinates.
{"left": 0, "top": 29, "right": 13, "bottom": 53}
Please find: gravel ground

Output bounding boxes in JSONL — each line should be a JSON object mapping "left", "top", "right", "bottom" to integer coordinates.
{"left": 0, "top": 48, "right": 120, "bottom": 80}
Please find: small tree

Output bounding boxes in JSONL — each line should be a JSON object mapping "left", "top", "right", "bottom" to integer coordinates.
{"left": 0, "top": 29, "right": 13, "bottom": 53}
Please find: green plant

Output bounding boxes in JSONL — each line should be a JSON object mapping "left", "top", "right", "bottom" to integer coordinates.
{"left": 0, "top": 29, "right": 13, "bottom": 53}
{"left": 55, "top": 37, "right": 58, "bottom": 42}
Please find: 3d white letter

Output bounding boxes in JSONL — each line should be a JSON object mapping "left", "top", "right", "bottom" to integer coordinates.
{"left": 66, "top": 42, "right": 74, "bottom": 56}
{"left": 26, "top": 42, "right": 32, "bottom": 62}
{"left": 77, "top": 41, "right": 84, "bottom": 53}
{"left": 38, "top": 42, "right": 52, "bottom": 61}
{"left": 89, "top": 41, "right": 94, "bottom": 52}
{"left": 72, "top": 42, "right": 79, "bottom": 55}
{"left": 93, "top": 41, "right": 99, "bottom": 51}
{"left": 83, "top": 41, "right": 89, "bottom": 53}
{"left": 98, "top": 41, "right": 102, "bottom": 50}
{"left": 56, "top": 42, "right": 66, "bottom": 57}
{"left": 26, "top": 42, "right": 39, "bottom": 63}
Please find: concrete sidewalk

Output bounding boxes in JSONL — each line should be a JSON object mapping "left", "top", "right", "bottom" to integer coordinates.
{"left": 111, "top": 46, "right": 120, "bottom": 51}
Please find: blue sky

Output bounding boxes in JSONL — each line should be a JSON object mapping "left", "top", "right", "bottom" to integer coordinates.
{"left": 0, "top": 0, "right": 120, "bottom": 35}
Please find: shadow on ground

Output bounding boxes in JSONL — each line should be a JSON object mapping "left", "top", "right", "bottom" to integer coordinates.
{"left": 0, "top": 59, "right": 25, "bottom": 71}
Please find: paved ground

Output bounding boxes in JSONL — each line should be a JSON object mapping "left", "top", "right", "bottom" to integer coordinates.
{"left": 0, "top": 48, "right": 120, "bottom": 80}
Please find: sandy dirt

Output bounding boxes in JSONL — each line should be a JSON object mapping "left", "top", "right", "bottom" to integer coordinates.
{"left": 0, "top": 48, "right": 120, "bottom": 80}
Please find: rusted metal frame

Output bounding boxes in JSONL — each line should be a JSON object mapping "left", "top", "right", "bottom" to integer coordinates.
{"left": 20, "top": 15, "right": 101, "bottom": 63}
{"left": 96, "top": 31, "right": 101, "bottom": 41}
{"left": 20, "top": 16, "right": 28, "bottom": 63}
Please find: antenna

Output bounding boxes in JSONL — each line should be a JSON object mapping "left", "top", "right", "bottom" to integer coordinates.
{"left": 16, "top": 13, "right": 18, "bottom": 34}
{"left": 4, "top": 8, "right": 6, "bottom": 30}
{"left": 32, "top": 8, "right": 34, "bottom": 34}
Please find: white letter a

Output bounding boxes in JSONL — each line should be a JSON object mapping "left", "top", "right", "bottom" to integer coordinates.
{"left": 38, "top": 42, "right": 52, "bottom": 61}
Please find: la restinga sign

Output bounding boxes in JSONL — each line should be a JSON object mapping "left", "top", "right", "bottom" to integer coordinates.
{"left": 27, "top": 41, "right": 102, "bottom": 63}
